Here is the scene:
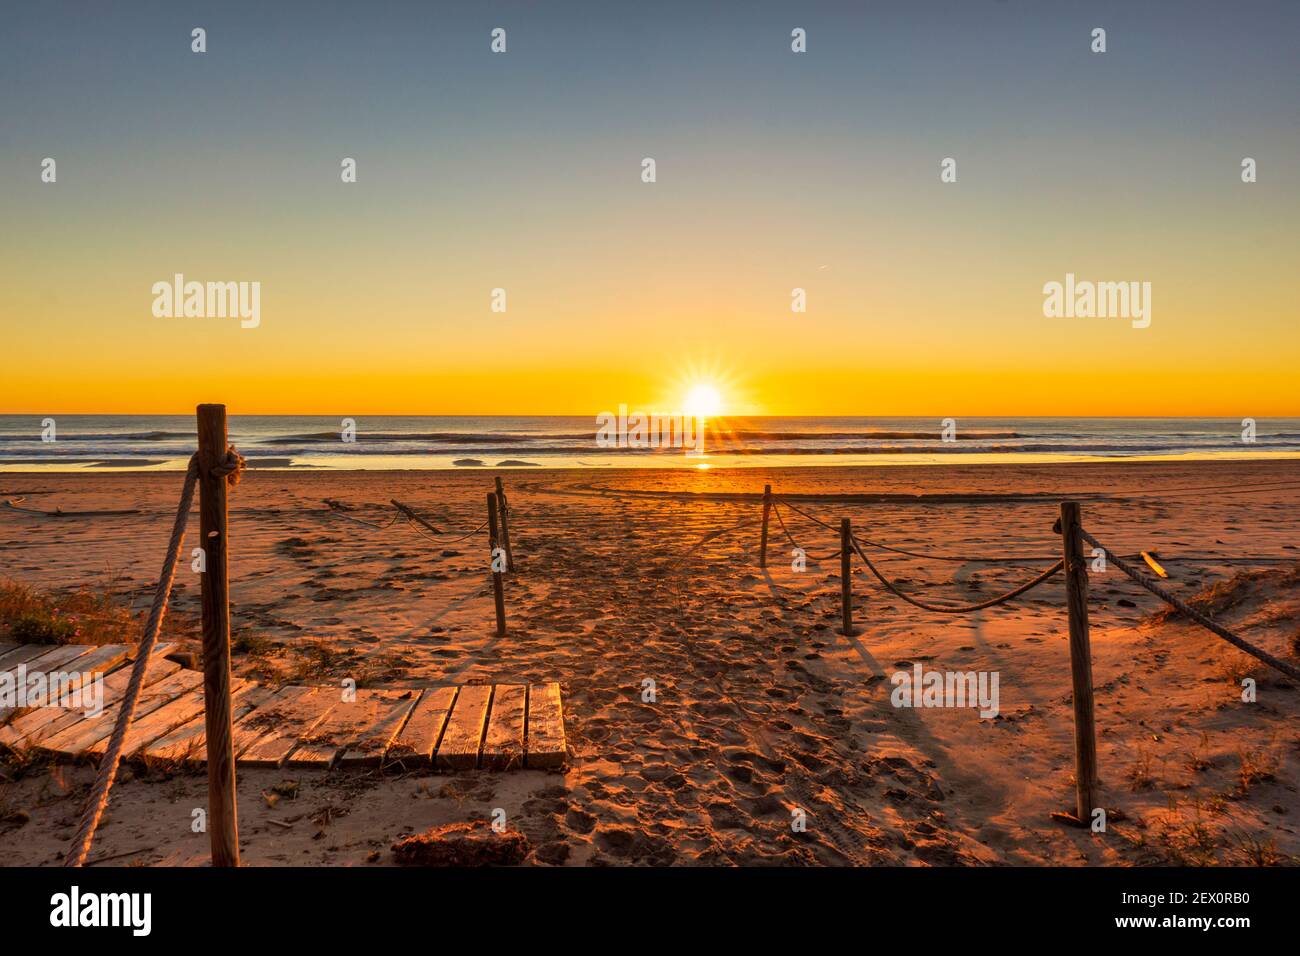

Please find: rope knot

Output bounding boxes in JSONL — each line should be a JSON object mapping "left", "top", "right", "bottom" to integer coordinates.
{"left": 210, "top": 445, "right": 247, "bottom": 486}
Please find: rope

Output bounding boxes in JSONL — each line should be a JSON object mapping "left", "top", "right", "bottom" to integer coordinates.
{"left": 773, "top": 494, "right": 1059, "bottom": 563}
{"left": 323, "top": 499, "right": 401, "bottom": 530}
{"left": 773, "top": 495, "right": 839, "bottom": 532}
{"left": 770, "top": 501, "right": 841, "bottom": 561}
{"left": 849, "top": 533, "right": 1064, "bottom": 613}
{"left": 65, "top": 447, "right": 241, "bottom": 867}
{"left": 438, "top": 518, "right": 490, "bottom": 543}
{"left": 1080, "top": 529, "right": 1300, "bottom": 682}
{"left": 325, "top": 498, "right": 489, "bottom": 543}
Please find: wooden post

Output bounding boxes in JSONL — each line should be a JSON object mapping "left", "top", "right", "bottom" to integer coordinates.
{"left": 840, "top": 517, "right": 853, "bottom": 636}
{"left": 1059, "top": 500, "right": 1098, "bottom": 824}
{"left": 494, "top": 476, "right": 515, "bottom": 573}
{"left": 487, "top": 492, "right": 506, "bottom": 637}
{"left": 196, "top": 404, "right": 239, "bottom": 867}
{"left": 759, "top": 484, "right": 772, "bottom": 568}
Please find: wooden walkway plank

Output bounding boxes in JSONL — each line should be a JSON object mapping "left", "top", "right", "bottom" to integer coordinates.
{"left": 0, "top": 644, "right": 55, "bottom": 670}
{"left": 52, "top": 643, "right": 134, "bottom": 679}
{"left": 0, "top": 656, "right": 181, "bottom": 751}
{"left": 0, "top": 644, "right": 135, "bottom": 721}
{"left": 235, "top": 687, "right": 337, "bottom": 768}
{"left": 38, "top": 669, "right": 203, "bottom": 757}
{"left": 288, "top": 688, "right": 414, "bottom": 769}
{"left": 143, "top": 683, "right": 273, "bottom": 764}
{"left": 0, "top": 644, "right": 105, "bottom": 721}
{"left": 482, "top": 684, "right": 527, "bottom": 770}
{"left": 337, "top": 691, "right": 422, "bottom": 768}
{"left": 435, "top": 683, "right": 493, "bottom": 770}
{"left": 525, "top": 682, "right": 567, "bottom": 769}
{"left": 385, "top": 686, "right": 457, "bottom": 767}
{"left": 0, "top": 643, "right": 569, "bottom": 774}
{"left": 83, "top": 677, "right": 255, "bottom": 759}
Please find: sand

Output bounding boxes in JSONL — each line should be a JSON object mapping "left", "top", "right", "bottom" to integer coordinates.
{"left": 1, "top": 458, "right": 1298, "bottom": 866}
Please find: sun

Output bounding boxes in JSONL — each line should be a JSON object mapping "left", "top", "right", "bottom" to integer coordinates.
{"left": 683, "top": 383, "right": 723, "bottom": 419}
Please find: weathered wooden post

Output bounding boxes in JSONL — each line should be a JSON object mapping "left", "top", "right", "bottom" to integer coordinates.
{"left": 494, "top": 476, "right": 515, "bottom": 573}
{"left": 840, "top": 517, "right": 853, "bottom": 636}
{"left": 759, "top": 484, "right": 772, "bottom": 568}
{"left": 487, "top": 492, "right": 507, "bottom": 636}
{"left": 196, "top": 404, "right": 239, "bottom": 867}
{"left": 1058, "top": 500, "right": 1098, "bottom": 824}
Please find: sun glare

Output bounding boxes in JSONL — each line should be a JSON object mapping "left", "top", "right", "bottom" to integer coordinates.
{"left": 684, "top": 384, "right": 723, "bottom": 418}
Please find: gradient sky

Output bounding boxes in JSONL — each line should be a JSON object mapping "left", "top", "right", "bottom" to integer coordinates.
{"left": 2, "top": 1, "right": 1297, "bottom": 415}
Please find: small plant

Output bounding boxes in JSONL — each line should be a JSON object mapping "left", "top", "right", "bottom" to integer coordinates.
{"left": 1185, "top": 732, "right": 1214, "bottom": 773}
{"left": 0, "top": 576, "right": 190, "bottom": 647}
{"left": 1232, "top": 832, "right": 1283, "bottom": 866}
{"left": 1126, "top": 749, "right": 1157, "bottom": 791}
{"left": 9, "top": 611, "right": 79, "bottom": 644}
{"left": 232, "top": 629, "right": 276, "bottom": 656}
{"left": 1234, "top": 747, "right": 1278, "bottom": 798}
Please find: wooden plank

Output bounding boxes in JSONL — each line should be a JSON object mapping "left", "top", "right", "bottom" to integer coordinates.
{"left": 6, "top": 642, "right": 95, "bottom": 676}
{"left": 38, "top": 669, "right": 203, "bottom": 757}
{"left": 287, "top": 688, "right": 413, "bottom": 769}
{"left": 481, "top": 684, "right": 527, "bottom": 770}
{"left": 385, "top": 686, "right": 457, "bottom": 767}
{"left": 0, "top": 642, "right": 17, "bottom": 658}
{"left": 434, "top": 683, "right": 492, "bottom": 770}
{"left": 525, "top": 682, "right": 567, "bottom": 769}
{"left": 12, "top": 644, "right": 136, "bottom": 724}
{"left": 235, "top": 686, "right": 337, "bottom": 768}
{"left": 1, "top": 644, "right": 134, "bottom": 718}
{"left": 83, "top": 678, "right": 257, "bottom": 759}
{"left": 0, "top": 657, "right": 181, "bottom": 751}
{"left": 0, "top": 644, "right": 101, "bottom": 721}
{"left": 228, "top": 685, "right": 314, "bottom": 756}
{"left": 0, "top": 644, "right": 54, "bottom": 670}
{"left": 337, "top": 691, "right": 422, "bottom": 768}
{"left": 143, "top": 684, "right": 275, "bottom": 764}
{"left": 53, "top": 643, "right": 133, "bottom": 679}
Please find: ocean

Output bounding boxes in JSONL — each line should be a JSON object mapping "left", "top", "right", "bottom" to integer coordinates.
{"left": 2, "top": 415, "right": 1298, "bottom": 472}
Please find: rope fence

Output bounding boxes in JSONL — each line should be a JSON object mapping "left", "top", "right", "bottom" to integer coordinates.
{"left": 1080, "top": 529, "right": 1300, "bottom": 682}
{"left": 755, "top": 484, "right": 1300, "bottom": 826}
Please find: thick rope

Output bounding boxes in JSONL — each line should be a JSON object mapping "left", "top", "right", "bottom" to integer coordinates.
{"left": 849, "top": 534, "right": 1064, "bottom": 614}
{"left": 65, "top": 447, "right": 242, "bottom": 867}
{"left": 1081, "top": 529, "right": 1300, "bottom": 682}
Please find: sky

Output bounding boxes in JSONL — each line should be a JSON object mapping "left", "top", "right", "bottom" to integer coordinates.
{"left": 1, "top": 1, "right": 1297, "bottom": 416}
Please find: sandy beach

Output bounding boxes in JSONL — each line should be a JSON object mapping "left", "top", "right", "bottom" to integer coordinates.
{"left": 1, "top": 458, "right": 1298, "bottom": 866}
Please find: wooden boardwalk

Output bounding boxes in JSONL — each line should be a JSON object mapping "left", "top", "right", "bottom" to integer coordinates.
{"left": 0, "top": 642, "right": 567, "bottom": 771}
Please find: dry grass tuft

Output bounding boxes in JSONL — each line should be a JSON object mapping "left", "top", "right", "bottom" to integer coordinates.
{"left": 0, "top": 577, "right": 138, "bottom": 646}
